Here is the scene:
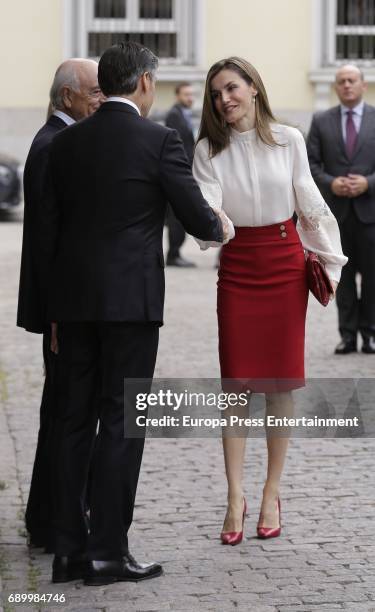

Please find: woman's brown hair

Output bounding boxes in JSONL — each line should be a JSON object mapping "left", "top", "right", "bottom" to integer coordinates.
{"left": 197, "top": 57, "right": 280, "bottom": 157}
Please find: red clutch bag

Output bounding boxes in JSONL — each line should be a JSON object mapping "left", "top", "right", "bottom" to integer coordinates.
{"left": 306, "top": 252, "right": 333, "bottom": 307}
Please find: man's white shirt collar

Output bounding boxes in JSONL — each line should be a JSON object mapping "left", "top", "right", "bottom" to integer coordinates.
{"left": 105, "top": 97, "right": 141, "bottom": 116}
{"left": 340, "top": 100, "right": 365, "bottom": 117}
{"left": 52, "top": 110, "right": 76, "bottom": 126}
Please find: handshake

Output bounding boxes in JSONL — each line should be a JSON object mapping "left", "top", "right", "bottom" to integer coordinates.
{"left": 195, "top": 207, "right": 235, "bottom": 251}
{"left": 214, "top": 208, "right": 235, "bottom": 244}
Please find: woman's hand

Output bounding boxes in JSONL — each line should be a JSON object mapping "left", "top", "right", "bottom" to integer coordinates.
{"left": 51, "top": 322, "right": 59, "bottom": 354}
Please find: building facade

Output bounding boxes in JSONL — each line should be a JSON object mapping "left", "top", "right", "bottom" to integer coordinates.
{"left": 2, "top": 0, "right": 375, "bottom": 160}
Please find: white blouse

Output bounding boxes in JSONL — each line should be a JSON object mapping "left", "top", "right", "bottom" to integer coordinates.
{"left": 192, "top": 123, "right": 348, "bottom": 283}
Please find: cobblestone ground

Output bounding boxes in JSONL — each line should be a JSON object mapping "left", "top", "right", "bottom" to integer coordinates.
{"left": 0, "top": 213, "right": 374, "bottom": 612}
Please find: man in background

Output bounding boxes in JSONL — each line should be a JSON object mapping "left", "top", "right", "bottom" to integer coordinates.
{"left": 165, "top": 82, "right": 196, "bottom": 267}
{"left": 307, "top": 64, "right": 375, "bottom": 355}
{"left": 17, "top": 58, "right": 104, "bottom": 552}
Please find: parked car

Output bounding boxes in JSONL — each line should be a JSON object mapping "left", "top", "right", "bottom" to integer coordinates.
{"left": 0, "top": 153, "right": 22, "bottom": 212}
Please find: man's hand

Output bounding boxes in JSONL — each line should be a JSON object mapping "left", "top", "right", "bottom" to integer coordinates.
{"left": 51, "top": 322, "right": 58, "bottom": 354}
{"left": 331, "top": 177, "right": 350, "bottom": 197}
{"left": 346, "top": 174, "right": 368, "bottom": 197}
{"left": 214, "top": 208, "right": 234, "bottom": 243}
{"left": 331, "top": 175, "right": 368, "bottom": 198}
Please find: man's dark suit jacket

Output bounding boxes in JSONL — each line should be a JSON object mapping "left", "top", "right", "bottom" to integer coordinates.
{"left": 17, "top": 115, "right": 67, "bottom": 333}
{"left": 165, "top": 103, "right": 195, "bottom": 164}
{"left": 39, "top": 101, "right": 222, "bottom": 325}
{"left": 307, "top": 103, "right": 375, "bottom": 224}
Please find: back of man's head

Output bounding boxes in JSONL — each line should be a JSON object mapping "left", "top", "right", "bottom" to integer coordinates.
{"left": 50, "top": 60, "right": 81, "bottom": 110}
{"left": 98, "top": 41, "right": 158, "bottom": 96}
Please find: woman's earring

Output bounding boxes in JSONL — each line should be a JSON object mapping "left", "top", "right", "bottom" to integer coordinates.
{"left": 252, "top": 95, "right": 257, "bottom": 103}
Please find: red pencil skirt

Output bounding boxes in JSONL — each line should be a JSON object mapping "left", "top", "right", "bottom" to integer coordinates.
{"left": 217, "top": 218, "right": 308, "bottom": 392}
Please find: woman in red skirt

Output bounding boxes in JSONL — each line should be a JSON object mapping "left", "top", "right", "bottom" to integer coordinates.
{"left": 193, "top": 57, "right": 347, "bottom": 545}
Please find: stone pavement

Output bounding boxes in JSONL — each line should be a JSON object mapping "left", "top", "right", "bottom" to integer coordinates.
{"left": 0, "top": 214, "right": 374, "bottom": 612}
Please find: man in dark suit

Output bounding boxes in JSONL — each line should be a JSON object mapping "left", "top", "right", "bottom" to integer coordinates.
{"left": 307, "top": 64, "right": 375, "bottom": 354}
{"left": 165, "top": 82, "right": 196, "bottom": 267}
{"left": 38, "top": 42, "right": 231, "bottom": 585}
{"left": 17, "top": 58, "right": 104, "bottom": 550}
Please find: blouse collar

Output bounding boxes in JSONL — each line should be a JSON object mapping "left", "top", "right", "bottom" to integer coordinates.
{"left": 230, "top": 127, "right": 257, "bottom": 142}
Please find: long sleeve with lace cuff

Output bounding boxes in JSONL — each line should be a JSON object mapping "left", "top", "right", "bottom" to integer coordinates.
{"left": 292, "top": 129, "right": 348, "bottom": 283}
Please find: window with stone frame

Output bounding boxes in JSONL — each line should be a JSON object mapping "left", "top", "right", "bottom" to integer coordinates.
{"left": 325, "top": 0, "right": 375, "bottom": 66}
{"left": 83, "top": 0, "right": 193, "bottom": 64}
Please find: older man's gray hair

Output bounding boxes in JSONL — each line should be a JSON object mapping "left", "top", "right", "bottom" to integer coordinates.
{"left": 49, "top": 58, "right": 98, "bottom": 110}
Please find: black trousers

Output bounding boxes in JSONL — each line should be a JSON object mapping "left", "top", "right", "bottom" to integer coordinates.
{"left": 51, "top": 322, "right": 159, "bottom": 560}
{"left": 167, "top": 205, "right": 186, "bottom": 258}
{"left": 25, "top": 329, "right": 56, "bottom": 546}
{"left": 336, "top": 205, "right": 375, "bottom": 341}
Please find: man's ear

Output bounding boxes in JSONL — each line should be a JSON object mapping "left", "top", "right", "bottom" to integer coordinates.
{"left": 61, "top": 86, "right": 73, "bottom": 109}
{"left": 141, "top": 72, "right": 153, "bottom": 92}
{"left": 140, "top": 73, "right": 149, "bottom": 93}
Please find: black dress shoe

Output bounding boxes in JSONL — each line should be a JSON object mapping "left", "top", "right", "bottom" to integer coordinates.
{"left": 334, "top": 339, "right": 357, "bottom": 354}
{"left": 52, "top": 555, "right": 87, "bottom": 583}
{"left": 166, "top": 255, "right": 196, "bottom": 268}
{"left": 84, "top": 552, "right": 163, "bottom": 586}
{"left": 362, "top": 337, "right": 375, "bottom": 354}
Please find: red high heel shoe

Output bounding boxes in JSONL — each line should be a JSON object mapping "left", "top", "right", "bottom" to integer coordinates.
{"left": 221, "top": 498, "right": 247, "bottom": 545}
{"left": 257, "top": 497, "right": 281, "bottom": 539}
